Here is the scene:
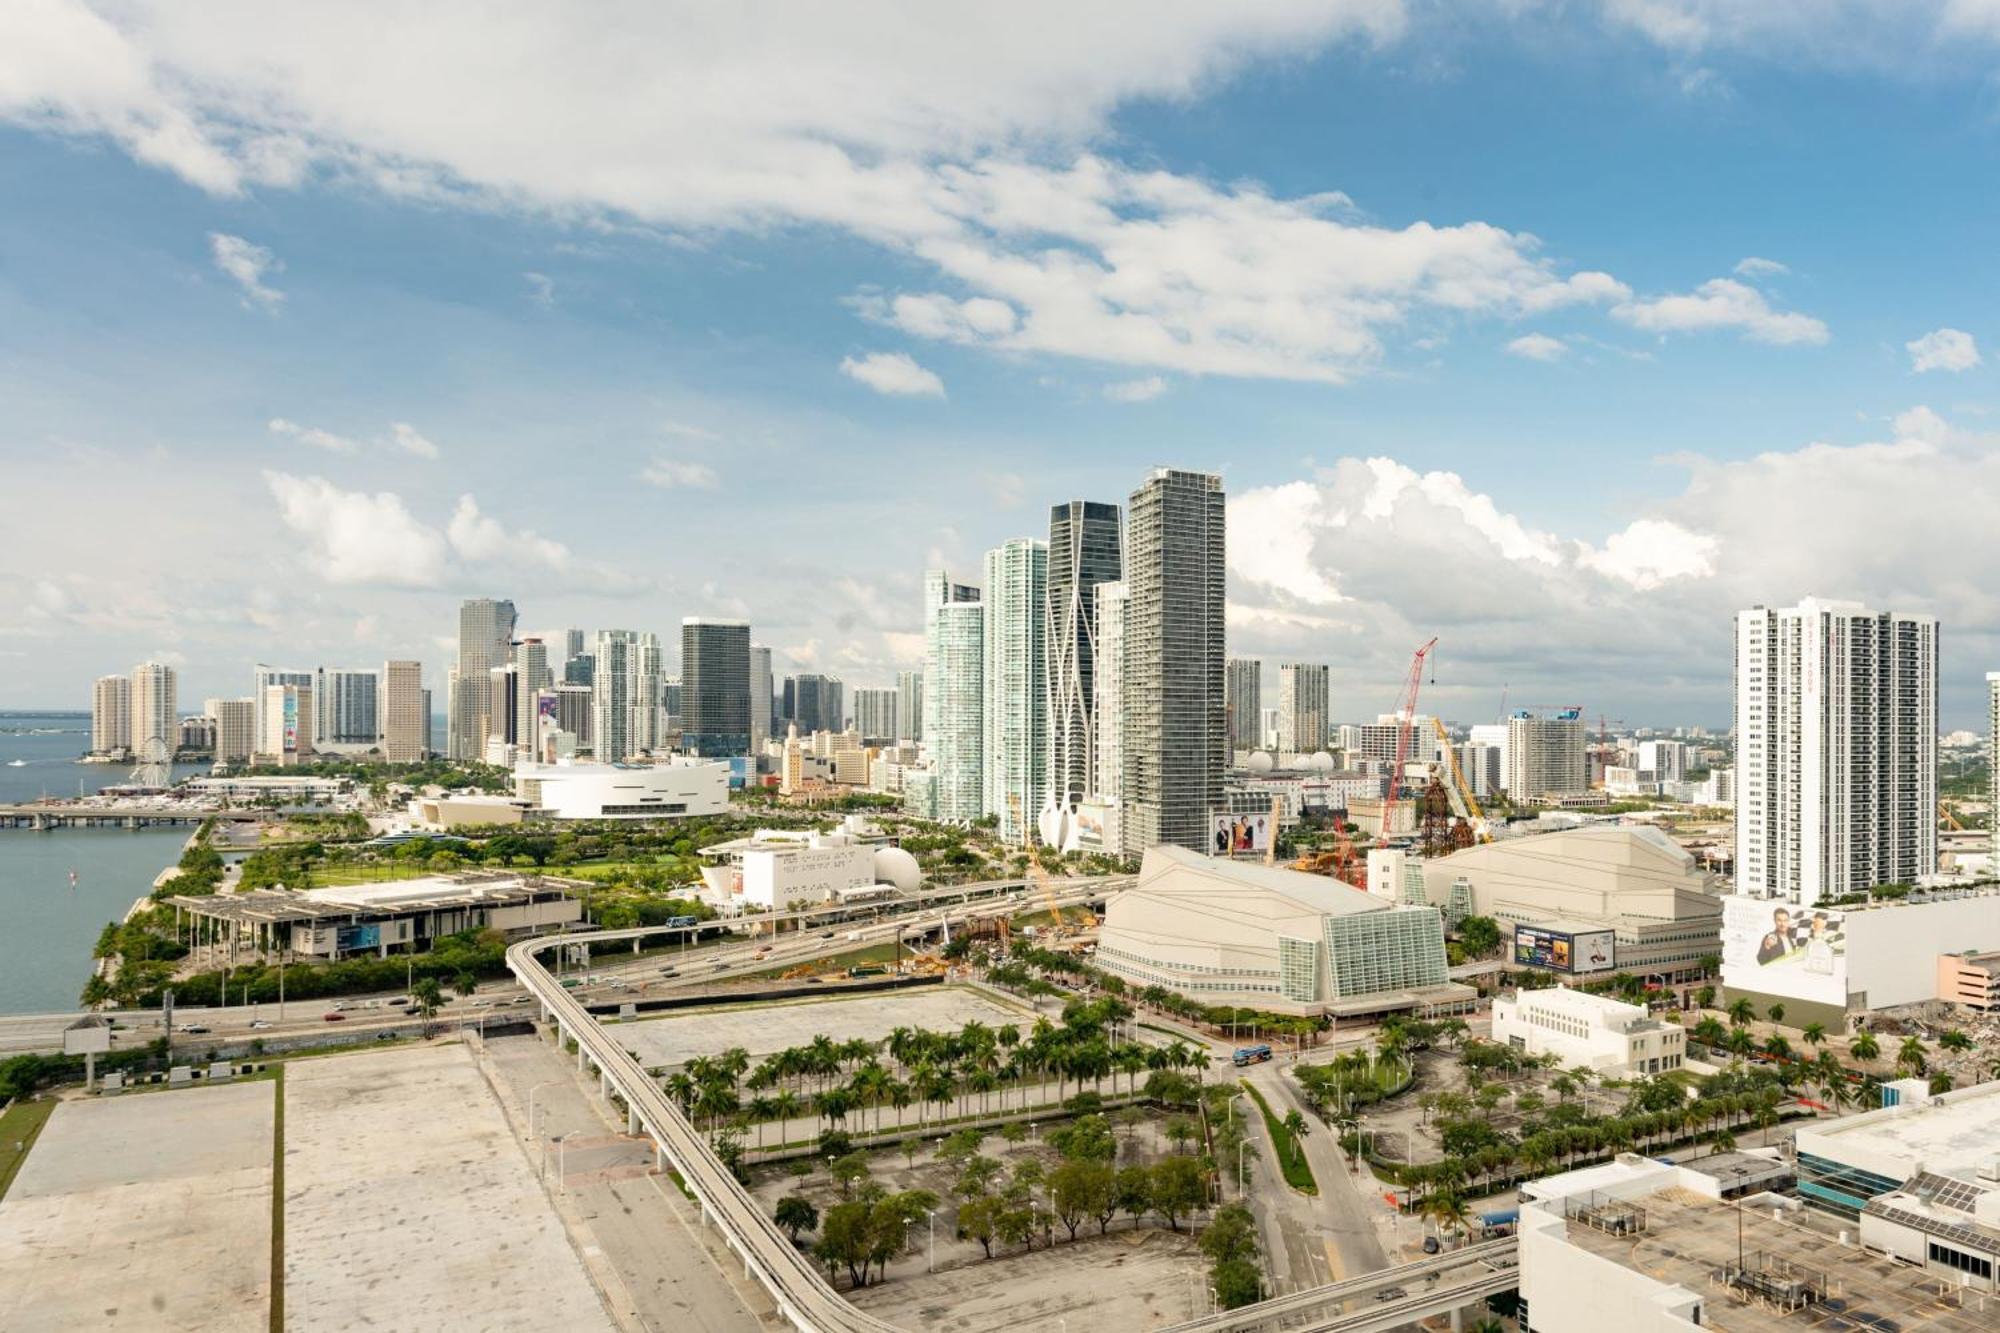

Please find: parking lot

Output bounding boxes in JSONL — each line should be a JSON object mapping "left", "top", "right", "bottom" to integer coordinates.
{"left": 614, "top": 986, "right": 1036, "bottom": 1068}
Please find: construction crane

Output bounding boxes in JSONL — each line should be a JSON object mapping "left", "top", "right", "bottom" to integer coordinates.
{"left": 1941, "top": 800, "right": 1965, "bottom": 833}
{"left": 1379, "top": 637, "right": 1440, "bottom": 843}
{"left": 1007, "top": 792, "right": 1076, "bottom": 938}
{"left": 1433, "top": 716, "right": 1492, "bottom": 843}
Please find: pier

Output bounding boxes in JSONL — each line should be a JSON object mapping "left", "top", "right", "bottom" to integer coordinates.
{"left": 0, "top": 804, "right": 231, "bottom": 831}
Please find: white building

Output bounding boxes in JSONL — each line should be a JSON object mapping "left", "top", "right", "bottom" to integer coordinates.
{"left": 512, "top": 759, "right": 728, "bottom": 821}
{"left": 923, "top": 569, "right": 985, "bottom": 823}
{"left": 982, "top": 537, "right": 1047, "bottom": 841}
{"left": 130, "top": 661, "right": 178, "bottom": 758}
{"left": 257, "top": 682, "right": 313, "bottom": 766}
{"left": 1735, "top": 597, "right": 1937, "bottom": 906}
{"left": 851, "top": 687, "right": 898, "bottom": 744}
{"left": 316, "top": 666, "right": 382, "bottom": 751}
{"left": 1277, "top": 662, "right": 1330, "bottom": 756}
{"left": 1637, "top": 739, "right": 1688, "bottom": 784}
{"left": 1507, "top": 710, "right": 1588, "bottom": 801}
{"left": 91, "top": 674, "right": 132, "bottom": 756}
{"left": 697, "top": 820, "right": 920, "bottom": 914}
{"left": 1604, "top": 765, "right": 1659, "bottom": 797}
{"left": 1493, "top": 985, "right": 1687, "bottom": 1075}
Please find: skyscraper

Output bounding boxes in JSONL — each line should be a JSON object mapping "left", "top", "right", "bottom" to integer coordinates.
{"left": 252, "top": 664, "right": 313, "bottom": 757}
{"left": 1121, "top": 468, "right": 1225, "bottom": 857}
{"left": 451, "top": 598, "right": 516, "bottom": 759}
{"left": 983, "top": 537, "right": 1048, "bottom": 841}
{"left": 381, "top": 660, "right": 427, "bottom": 762}
{"left": 1093, "top": 581, "right": 1128, "bottom": 807}
{"left": 207, "top": 697, "right": 256, "bottom": 767}
{"left": 852, "top": 687, "right": 898, "bottom": 743}
{"left": 787, "top": 674, "right": 844, "bottom": 733}
{"left": 1991, "top": 673, "right": 2000, "bottom": 863}
{"left": 681, "top": 618, "right": 751, "bottom": 756}
{"left": 488, "top": 664, "right": 520, "bottom": 757}
{"left": 564, "top": 628, "right": 586, "bottom": 663}
{"left": 130, "top": 662, "right": 178, "bottom": 758}
{"left": 896, "top": 670, "right": 923, "bottom": 744}
{"left": 257, "top": 682, "right": 313, "bottom": 766}
{"left": 316, "top": 668, "right": 381, "bottom": 748}
{"left": 1045, "top": 500, "right": 1123, "bottom": 817}
{"left": 924, "top": 569, "right": 984, "bottom": 823}
{"left": 1226, "top": 658, "right": 1263, "bottom": 755}
{"left": 1505, "top": 711, "right": 1588, "bottom": 801}
{"left": 630, "top": 632, "right": 665, "bottom": 753}
{"left": 91, "top": 674, "right": 131, "bottom": 755}
{"left": 1277, "top": 662, "right": 1330, "bottom": 755}
{"left": 513, "top": 637, "right": 552, "bottom": 756}
{"left": 592, "top": 630, "right": 637, "bottom": 762}
{"left": 749, "top": 644, "right": 773, "bottom": 753}
{"left": 1736, "top": 598, "right": 1938, "bottom": 906}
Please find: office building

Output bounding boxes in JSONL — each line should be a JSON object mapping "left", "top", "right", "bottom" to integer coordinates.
{"left": 851, "top": 687, "right": 897, "bottom": 744}
{"left": 784, "top": 673, "right": 843, "bottom": 734}
{"left": 511, "top": 637, "right": 552, "bottom": 755}
{"left": 1094, "top": 581, "right": 1128, "bottom": 806}
{"left": 91, "top": 674, "right": 131, "bottom": 755}
{"left": 1121, "top": 468, "right": 1226, "bottom": 856}
{"left": 1226, "top": 658, "right": 1261, "bottom": 756}
{"left": 591, "top": 630, "right": 637, "bottom": 762}
{"left": 1277, "top": 662, "right": 1330, "bottom": 755}
{"left": 130, "top": 661, "right": 177, "bottom": 757}
{"left": 923, "top": 569, "right": 984, "bottom": 822}
{"left": 206, "top": 697, "right": 256, "bottom": 767}
{"left": 749, "top": 644, "right": 773, "bottom": 753}
{"left": 487, "top": 664, "right": 520, "bottom": 756}
{"left": 564, "top": 628, "right": 586, "bottom": 663}
{"left": 1506, "top": 710, "right": 1589, "bottom": 802}
{"left": 1735, "top": 598, "right": 1938, "bottom": 906}
{"left": 449, "top": 598, "right": 516, "bottom": 760}
{"left": 982, "top": 537, "right": 1048, "bottom": 842}
{"left": 316, "top": 667, "right": 380, "bottom": 749}
{"left": 681, "top": 618, "right": 751, "bottom": 757}
{"left": 1492, "top": 986, "right": 1687, "bottom": 1076}
{"left": 257, "top": 682, "right": 313, "bottom": 766}
{"left": 563, "top": 653, "right": 594, "bottom": 687}
{"left": 551, "top": 682, "right": 593, "bottom": 750}
{"left": 1095, "top": 847, "right": 1464, "bottom": 1017}
{"left": 380, "top": 660, "right": 426, "bottom": 762}
{"left": 896, "top": 670, "right": 923, "bottom": 744}
{"left": 1045, "top": 500, "right": 1122, "bottom": 814}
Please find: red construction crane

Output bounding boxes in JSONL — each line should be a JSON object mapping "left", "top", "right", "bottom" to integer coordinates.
{"left": 1380, "top": 637, "right": 1439, "bottom": 842}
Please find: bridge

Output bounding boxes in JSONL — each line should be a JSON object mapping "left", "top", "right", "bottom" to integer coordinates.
{"left": 508, "top": 914, "right": 1519, "bottom": 1332}
{"left": 0, "top": 804, "right": 232, "bottom": 830}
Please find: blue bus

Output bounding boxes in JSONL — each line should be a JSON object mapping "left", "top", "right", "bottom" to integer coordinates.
{"left": 663, "top": 915, "right": 699, "bottom": 929}
{"left": 1232, "top": 1044, "right": 1273, "bottom": 1067}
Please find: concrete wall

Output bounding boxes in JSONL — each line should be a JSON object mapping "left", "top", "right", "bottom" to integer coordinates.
{"left": 1519, "top": 1203, "right": 1705, "bottom": 1333}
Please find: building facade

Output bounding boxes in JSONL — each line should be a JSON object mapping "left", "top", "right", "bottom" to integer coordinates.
{"left": 851, "top": 687, "right": 897, "bottom": 744}
{"left": 1121, "top": 468, "right": 1226, "bottom": 856}
{"left": 91, "top": 674, "right": 131, "bottom": 755}
{"left": 380, "top": 660, "right": 426, "bottom": 762}
{"left": 1506, "top": 711, "right": 1589, "bottom": 801}
{"left": 207, "top": 696, "right": 256, "bottom": 766}
{"left": 1226, "top": 658, "right": 1261, "bottom": 757}
{"left": 257, "top": 683, "right": 313, "bottom": 766}
{"left": 1277, "top": 662, "right": 1330, "bottom": 755}
{"left": 681, "top": 618, "right": 751, "bottom": 757}
{"left": 1493, "top": 986, "right": 1687, "bottom": 1075}
{"left": 924, "top": 571, "right": 985, "bottom": 823}
{"left": 450, "top": 598, "right": 516, "bottom": 760}
{"left": 749, "top": 643, "right": 773, "bottom": 754}
{"left": 896, "top": 670, "right": 923, "bottom": 744}
{"left": 130, "top": 662, "right": 177, "bottom": 758}
{"left": 1735, "top": 598, "right": 1938, "bottom": 906}
{"left": 1093, "top": 581, "right": 1128, "bottom": 808}
{"left": 982, "top": 537, "right": 1048, "bottom": 842}
{"left": 316, "top": 667, "right": 380, "bottom": 749}
{"left": 1045, "top": 500, "right": 1122, "bottom": 815}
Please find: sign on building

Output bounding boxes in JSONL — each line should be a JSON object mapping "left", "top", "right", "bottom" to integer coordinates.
{"left": 1211, "top": 811, "right": 1272, "bottom": 856}
{"left": 1720, "top": 895, "right": 1847, "bottom": 1005}
{"left": 1514, "top": 925, "right": 1616, "bottom": 975}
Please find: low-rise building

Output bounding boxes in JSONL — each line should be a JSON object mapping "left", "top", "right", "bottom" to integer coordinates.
{"left": 696, "top": 817, "right": 918, "bottom": 913}
{"left": 183, "top": 775, "right": 350, "bottom": 803}
{"left": 1938, "top": 950, "right": 2000, "bottom": 1010}
{"left": 166, "top": 873, "right": 581, "bottom": 959}
{"left": 512, "top": 759, "right": 729, "bottom": 820}
{"left": 411, "top": 793, "right": 532, "bottom": 830}
{"left": 1492, "top": 985, "right": 1687, "bottom": 1075}
{"left": 1794, "top": 1078, "right": 2000, "bottom": 1220}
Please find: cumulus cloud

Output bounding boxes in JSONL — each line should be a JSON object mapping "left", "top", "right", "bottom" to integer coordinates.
{"left": 1733, "top": 256, "right": 1789, "bottom": 278}
{"left": 267, "top": 417, "right": 357, "bottom": 453}
{"left": 638, "top": 457, "right": 720, "bottom": 489}
{"left": 1505, "top": 333, "right": 1567, "bottom": 361}
{"left": 388, "top": 422, "right": 440, "bottom": 458}
{"left": 1907, "top": 327, "right": 1981, "bottom": 373}
{"left": 1103, "top": 376, "right": 1168, "bottom": 402}
{"left": 209, "top": 232, "right": 284, "bottom": 308}
{"left": 1576, "top": 518, "right": 1718, "bottom": 589}
{"left": 262, "top": 472, "right": 447, "bottom": 586}
{"left": 841, "top": 351, "right": 945, "bottom": 397}
{"left": 523, "top": 271, "right": 555, "bottom": 306}
{"left": 1613, "top": 277, "right": 1828, "bottom": 345}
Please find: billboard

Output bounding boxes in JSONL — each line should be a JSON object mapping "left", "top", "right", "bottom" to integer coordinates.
{"left": 335, "top": 923, "right": 382, "bottom": 953}
{"left": 1720, "top": 895, "right": 1848, "bottom": 1006}
{"left": 1212, "top": 811, "right": 1272, "bottom": 856}
{"left": 1513, "top": 925, "right": 1616, "bottom": 975}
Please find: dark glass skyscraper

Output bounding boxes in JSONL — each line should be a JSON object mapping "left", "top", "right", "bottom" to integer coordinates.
{"left": 1045, "top": 500, "right": 1122, "bottom": 811}
{"left": 680, "top": 618, "right": 751, "bottom": 756}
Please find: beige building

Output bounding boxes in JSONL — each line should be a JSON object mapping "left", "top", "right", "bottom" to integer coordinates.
{"left": 91, "top": 674, "right": 131, "bottom": 755}
{"left": 1421, "top": 825, "right": 1723, "bottom": 978}
{"left": 381, "top": 659, "right": 427, "bottom": 762}
{"left": 205, "top": 697, "right": 257, "bottom": 766}
{"left": 257, "top": 683, "right": 314, "bottom": 767}
{"left": 1493, "top": 985, "right": 1687, "bottom": 1075}
{"left": 1506, "top": 712, "right": 1588, "bottom": 800}
{"left": 130, "top": 661, "right": 177, "bottom": 757}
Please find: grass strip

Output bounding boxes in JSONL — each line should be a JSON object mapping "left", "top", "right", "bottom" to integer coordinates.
{"left": 0, "top": 1099, "right": 56, "bottom": 1202}
{"left": 1242, "top": 1080, "right": 1317, "bottom": 1195}
{"left": 269, "top": 1064, "right": 285, "bottom": 1333}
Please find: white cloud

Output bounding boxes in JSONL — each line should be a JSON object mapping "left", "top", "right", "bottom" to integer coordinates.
{"left": 262, "top": 471, "right": 447, "bottom": 586}
{"left": 1576, "top": 518, "right": 1718, "bottom": 589}
{"left": 267, "top": 417, "right": 358, "bottom": 453}
{"left": 1613, "top": 277, "right": 1828, "bottom": 345}
{"left": 1103, "top": 376, "right": 1167, "bottom": 402}
{"left": 209, "top": 232, "right": 284, "bottom": 308}
{"left": 840, "top": 351, "right": 945, "bottom": 397}
{"left": 1907, "top": 327, "right": 1981, "bottom": 373}
{"left": 446, "top": 495, "right": 569, "bottom": 567}
{"left": 1733, "top": 256, "right": 1789, "bottom": 278}
{"left": 388, "top": 422, "right": 440, "bottom": 459}
{"left": 523, "top": 271, "right": 555, "bottom": 306}
{"left": 638, "top": 457, "right": 720, "bottom": 489}
{"left": 1505, "top": 333, "right": 1567, "bottom": 361}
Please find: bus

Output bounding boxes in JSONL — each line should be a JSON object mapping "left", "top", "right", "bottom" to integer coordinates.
{"left": 664, "top": 915, "right": 699, "bottom": 929}
{"left": 1232, "top": 1044, "right": 1273, "bottom": 1067}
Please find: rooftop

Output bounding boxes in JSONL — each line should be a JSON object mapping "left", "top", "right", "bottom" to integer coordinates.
{"left": 1796, "top": 1080, "right": 2000, "bottom": 1177}
{"left": 1137, "top": 845, "right": 1391, "bottom": 918}
{"left": 167, "top": 873, "right": 572, "bottom": 924}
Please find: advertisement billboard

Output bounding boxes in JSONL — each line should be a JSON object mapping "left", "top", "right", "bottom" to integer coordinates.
{"left": 1513, "top": 925, "right": 1616, "bottom": 975}
{"left": 1211, "top": 811, "right": 1272, "bottom": 856}
{"left": 1720, "top": 895, "right": 1847, "bottom": 1006}
{"left": 335, "top": 923, "right": 382, "bottom": 953}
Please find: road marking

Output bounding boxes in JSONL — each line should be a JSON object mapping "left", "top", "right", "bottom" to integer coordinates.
{"left": 1324, "top": 1239, "right": 1345, "bottom": 1283}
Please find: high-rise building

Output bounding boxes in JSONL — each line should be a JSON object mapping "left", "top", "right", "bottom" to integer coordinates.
{"left": 783, "top": 674, "right": 843, "bottom": 734}
{"left": 1045, "top": 500, "right": 1122, "bottom": 815}
{"left": 924, "top": 569, "right": 985, "bottom": 822}
{"left": 1277, "top": 663, "right": 1330, "bottom": 755}
{"left": 554, "top": 682, "right": 593, "bottom": 749}
{"left": 592, "top": 630, "right": 637, "bottom": 762}
{"left": 983, "top": 538, "right": 1048, "bottom": 841}
{"left": 1094, "top": 581, "right": 1128, "bottom": 806}
{"left": 251, "top": 665, "right": 313, "bottom": 757}
{"left": 563, "top": 653, "right": 594, "bottom": 687}
{"left": 381, "top": 661, "right": 426, "bottom": 762}
{"left": 896, "top": 670, "right": 923, "bottom": 744}
{"left": 1636, "top": 739, "right": 1688, "bottom": 784}
{"left": 852, "top": 687, "right": 898, "bottom": 743}
{"left": 513, "top": 638, "right": 552, "bottom": 755}
{"left": 1226, "top": 658, "right": 1262, "bottom": 756}
{"left": 488, "top": 664, "right": 520, "bottom": 758}
{"left": 633, "top": 633, "right": 665, "bottom": 753}
{"left": 91, "top": 674, "right": 131, "bottom": 755}
{"left": 681, "top": 618, "right": 751, "bottom": 756}
{"left": 130, "top": 662, "right": 178, "bottom": 758}
{"left": 316, "top": 668, "right": 381, "bottom": 748}
{"left": 564, "top": 628, "right": 586, "bottom": 663}
{"left": 1457, "top": 741, "right": 1503, "bottom": 799}
{"left": 1121, "top": 468, "right": 1225, "bottom": 856}
{"left": 1506, "top": 711, "right": 1589, "bottom": 802}
{"left": 1735, "top": 598, "right": 1937, "bottom": 906}
{"left": 1991, "top": 673, "right": 2000, "bottom": 862}
{"left": 257, "top": 683, "right": 313, "bottom": 766}
{"left": 749, "top": 644, "right": 773, "bottom": 753}
{"left": 451, "top": 598, "right": 516, "bottom": 759}
{"left": 206, "top": 697, "right": 256, "bottom": 767}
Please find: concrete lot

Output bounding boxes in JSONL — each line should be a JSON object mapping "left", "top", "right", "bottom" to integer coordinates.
{"left": 284, "top": 1043, "right": 614, "bottom": 1332}
{"left": 0, "top": 1081, "right": 273, "bottom": 1332}
{"left": 616, "top": 987, "right": 1034, "bottom": 1068}
{"left": 849, "top": 1228, "right": 1210, "bottom": 1332}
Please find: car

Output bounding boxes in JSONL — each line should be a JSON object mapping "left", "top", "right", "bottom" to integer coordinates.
{"left": 332, "top": 1001, "right": 350, "bottom": 1012}
{"left": 658, "top": 967, "right": 679, "bottom": 977}
{"left": 818, "top": 930, "right": 834, "bottom": 939}
{"left": 175, "top": 1023, "right": 210, "bottom": 1034}
{"left": 387, "top": 997, "right": 410, "bottom": 1007}
{"left": 323, "top": 1012, "right": 346, "bottom": 1022}
{"left": 712, "top": 962, "right": 728, "bottom": 972}
{"left": 1422, "top": 1236, "right": 1440, "bottom": 1255}
{"left": 248, "top": 1019, "right": 273, "bottom": 1030}
{"left": 1375, "top": 1287, "right": 1408, "bottom": 1302}
{"left": 375, "top": 1030, "right": 397, "bottom": 1041}
{"left": 509, "top": 995, "right": 532, "bottom": 1006}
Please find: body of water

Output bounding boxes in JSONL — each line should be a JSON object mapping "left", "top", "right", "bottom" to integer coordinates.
{"left": 0, "top": 714, "right": 205, "bottom": 1014}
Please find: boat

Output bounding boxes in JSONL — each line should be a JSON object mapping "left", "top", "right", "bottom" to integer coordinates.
{"left": 6, "top": 759, "right": 25, "bottom": 767}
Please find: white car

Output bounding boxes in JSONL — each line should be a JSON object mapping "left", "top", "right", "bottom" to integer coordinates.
{"left": 248, "top": 1019, "right": 273, "bottom": 1030}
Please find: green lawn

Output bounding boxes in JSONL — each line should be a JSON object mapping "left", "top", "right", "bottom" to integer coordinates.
{"left": 752, "top": 941, "right": 904, "bottom": 978}
{"left": 1243, "top": 1081, "right": 1317, "bottom": 1195}
{"left": 304, "top": 862, "right": 437, "bottom": 887}
{"left": 0, "top": 1099, "right": 57, "bottom": 1201}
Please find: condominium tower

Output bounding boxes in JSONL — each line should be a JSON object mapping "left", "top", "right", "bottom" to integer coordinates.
{"left": 592, "top": 630, "right": 638, "bottom": 762}
{"left": 1045, "top": 500, "right": 1123, "bottom": 814}
{"left": 1506, "top": 711, "right": 1589, "bottom": 802}
{"left": 316, "top": 668, "right": 381, "bottom": 748}
{"left": 206, "top": 697, "right": 256, "bottom": 766}
{"left": 681, "top": 618, "right": 751, "bottom": 756}
{"left": 91, "top": 674, "right": 131, "bottom": 755}
{"left": 749, "top": 644, "right": 773, "bottom": 753}
{"left": 923, "top": 569, "right": 984, "bottom": 822}
{"left": 1226, "top": 658, "right": 1262, "bottom": 756}
{"left": 1735, "top": 598, "right": 1938, "bottom": 905}
{"left": 1120, "top": 468, "right": 1226, "bottom": 856}
{"left": 381, "top": 660, "right": 427, "bottom": 762}
{"left": 1094, "top": 581, "right": 1129, "bottom": 807}
{"left": 130, "top": 662, "right": 178, "bottom": 758}
{"left": 851, "top": 687, "right": 898, "bottom": 744}
{"left": 449, "top": 598, "right": 516, "bottom": 759}
{"left": 1277, "top": 662, "right": 1330, "bottom": 755}
{"left": 983, "top": 537, "right": 1048, "bottom": 842}
{"left": 896, "top": 670, "right": 923, "bottom": 744}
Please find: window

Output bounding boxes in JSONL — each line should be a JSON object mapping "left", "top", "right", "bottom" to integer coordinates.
{"left": 1928, "top": 1241, "right": 1994, "bottom": 1282}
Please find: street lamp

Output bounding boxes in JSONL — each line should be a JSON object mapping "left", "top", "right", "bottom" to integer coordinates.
{"left": 529, "top": 1080, "right": 555, "bottom": 1164}
{"left": 556, "top": 1131, "right": 577, "bottom": 1193}
{"left": 928, "top": 1208, "right": 937, "bottom": 1273}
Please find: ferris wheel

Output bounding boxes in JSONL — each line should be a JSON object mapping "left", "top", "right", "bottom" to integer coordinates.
{"left": 129, "top": 735, "right": 173, "bottom": 789}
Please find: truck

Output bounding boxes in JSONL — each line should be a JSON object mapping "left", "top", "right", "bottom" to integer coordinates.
{"left": 844, "top": 929, "right": 866, "bottom": 941}
{"left": 1231, "top": 1044, "right": 1274, "bottom": 1067}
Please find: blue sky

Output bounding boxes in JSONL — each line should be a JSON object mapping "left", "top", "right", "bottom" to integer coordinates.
{"left": 3, "top": 2, "right": 1999, "bottom": 726}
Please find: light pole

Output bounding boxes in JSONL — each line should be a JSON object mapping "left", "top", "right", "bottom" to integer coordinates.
{"left": 557, "top": 1131, "right": 576, "bottom": 1193}
{"left": 928, "top": 1208, "right": 937, "bottom": 1272}
{"left": 529, "top": 1080, "right": 555, "bottom": 1169}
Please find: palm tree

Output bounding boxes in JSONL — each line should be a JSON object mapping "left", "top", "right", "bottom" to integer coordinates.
{"left": 1897, "top": 1037, "right": 1928, "bottom": 1076}
{"left": 1801, "top": 1022, "right": 1826, "bottom": 1050}
{"left": 410, "top": 975, "right": 446, "bottom": 1036}
{"left": 1849, "top": 1031, "right": 1880, "bottom": 1064}
{"left": 1767, "top": 1003, "right": 1786, "bottom": 1025}
{"left": 1727, "top": 998, "right": 1755, "bottom": 1027}
{"left": 1939, "top": 1029, "right": 1973, "bottom": 1054}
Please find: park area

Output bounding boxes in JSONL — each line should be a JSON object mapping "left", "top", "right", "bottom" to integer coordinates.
{"left": 617, "top": 985, "right": 1039, "bottom": 1069}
